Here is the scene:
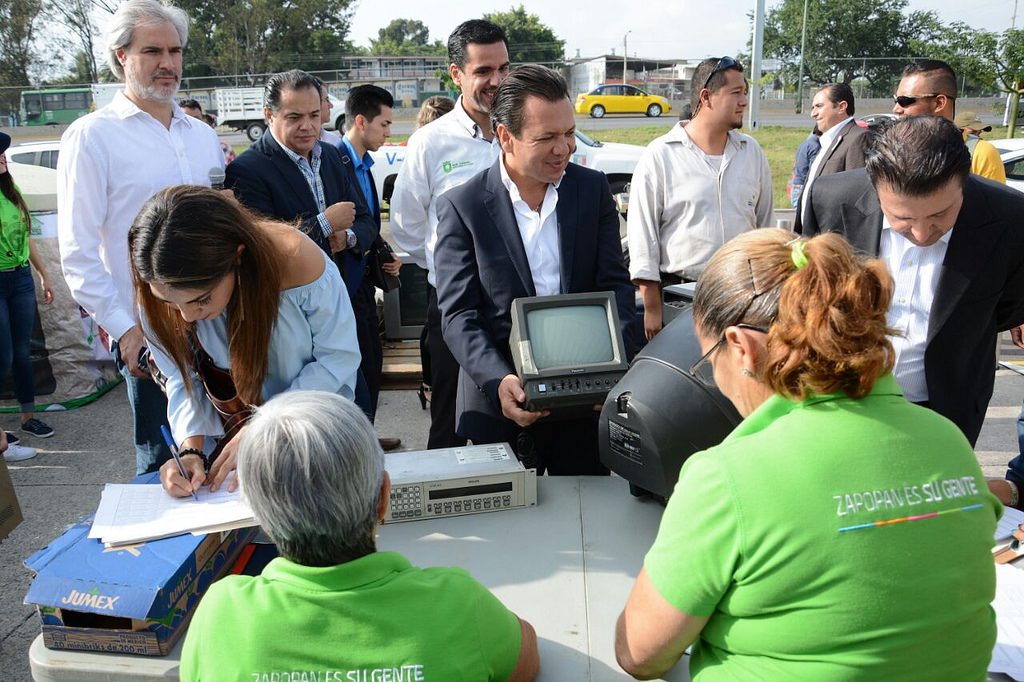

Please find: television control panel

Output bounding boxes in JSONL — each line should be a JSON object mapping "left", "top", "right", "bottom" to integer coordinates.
{"left": 523, "top": 371, "right": 625, "bottom": 411}
{"left": 383, "top": 444, "right": 537, "bottom": 523}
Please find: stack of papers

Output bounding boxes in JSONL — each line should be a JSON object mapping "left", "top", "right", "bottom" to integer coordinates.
{"left": 89, "top": 482, "right": 256, "bottom": 546}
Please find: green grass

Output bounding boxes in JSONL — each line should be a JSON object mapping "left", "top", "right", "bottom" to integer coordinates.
{"left": 582, "top": 124, "right": 805, "bottom": 208}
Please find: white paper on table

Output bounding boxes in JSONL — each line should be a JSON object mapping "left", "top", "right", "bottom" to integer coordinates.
{"left": 996, "top": 507, "right": 1024, "bottom": 542}
{"left": 89, "top": 480, "right": 255, "bottom": 546}
{"left": 989, "top": 563, "right": 1024, "bottom": 681}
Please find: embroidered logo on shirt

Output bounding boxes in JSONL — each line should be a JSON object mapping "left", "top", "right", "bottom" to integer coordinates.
{"left": 442, "top": 160, "right": 473, "bottom": 173}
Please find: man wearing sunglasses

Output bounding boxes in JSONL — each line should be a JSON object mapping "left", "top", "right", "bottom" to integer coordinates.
{"left": 627, "top": 56, "right": 772, "bottom": 342}
{"left": 893, "top": 59, "right": 1005, "bottom": 184}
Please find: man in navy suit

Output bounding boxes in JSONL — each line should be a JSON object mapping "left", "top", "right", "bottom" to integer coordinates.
{"left": 226, "top": 69, "right": 376, "bottom": 270}
{"left": 435, "top": 65, "right": 634, "bottom": 475}
{"left": 226, "top": 69, "right": 376, "bottom": 417}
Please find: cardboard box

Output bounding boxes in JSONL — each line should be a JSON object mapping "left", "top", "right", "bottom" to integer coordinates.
{"left": 24, "top": 480, "right": 257, "bottom": 656}
{"left": 0, "top": 456, "right": 23, "bottom": 541}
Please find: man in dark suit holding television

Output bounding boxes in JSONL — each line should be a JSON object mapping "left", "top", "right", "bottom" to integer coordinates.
{"left": 434, "top": 65, "right": 634, "bottom": 475}
{"left": 800, "top": 115, "right": 1024, "bottom": 452}
{"left": 226, "top": 69, "right": 376, "bottom": 270}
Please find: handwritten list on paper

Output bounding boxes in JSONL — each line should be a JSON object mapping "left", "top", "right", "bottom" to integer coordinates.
{"left": 88, "top": 481, "right": 255, "bottom": 546}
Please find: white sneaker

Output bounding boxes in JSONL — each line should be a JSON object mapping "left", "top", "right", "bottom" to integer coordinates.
{"left": 3, "top": 444, "right": 37, "bottom": 462}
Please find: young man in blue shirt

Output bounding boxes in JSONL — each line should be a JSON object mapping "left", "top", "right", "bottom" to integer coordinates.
{"left": 337, "top": 85, "right": 402, "bottom": 449}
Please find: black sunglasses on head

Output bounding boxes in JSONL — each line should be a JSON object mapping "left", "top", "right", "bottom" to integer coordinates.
{"left": 702, "top": 56, "right": 739, "bottom": 91}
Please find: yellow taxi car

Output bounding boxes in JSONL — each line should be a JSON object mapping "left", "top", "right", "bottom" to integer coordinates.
{"left": 574, "top": 84, "right": 672, "bottom": 119}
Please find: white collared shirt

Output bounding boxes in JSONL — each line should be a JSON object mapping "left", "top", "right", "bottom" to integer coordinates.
{"left": 389, "top": 97, "right": 500, "bottom": 286}
{"left": 880, "top": 216, "right": 953, "bottom": 403}
{"left": 57, "top": 91, "right": 224, "bottom": 342}
{"left": 626, "top": 122, "right": 773, "bottom": 282}
{"left": 498, "top": 157, "right": 562, "bottom": 296}
{"left": 801, "top": 116, "right": 854, "bottom": 225}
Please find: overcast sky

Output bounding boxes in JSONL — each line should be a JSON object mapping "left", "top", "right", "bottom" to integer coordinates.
{"left": 347, "top": 0, "right": 1019, "bottom": 61}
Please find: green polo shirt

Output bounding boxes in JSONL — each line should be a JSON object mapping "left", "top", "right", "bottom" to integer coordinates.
{"left": 645, "top": 374, "right": 998, "bottom": 681}
{"left": 0, "top": 187, "right": 30, "bottom": 270}
{"left": 181, "top": 551, "right": 522, "bottom": 682}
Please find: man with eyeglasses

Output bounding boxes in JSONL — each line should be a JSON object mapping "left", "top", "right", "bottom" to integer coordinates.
{"left": 893, "top": 59, "right": 1005, "bottom": 183}
{"left": 627, "top": 56, "right": 772, "bottom": 342}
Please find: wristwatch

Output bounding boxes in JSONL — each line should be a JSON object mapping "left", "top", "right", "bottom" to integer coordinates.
{"left": 345, "top": 229, "right": 357, "bottom": 250}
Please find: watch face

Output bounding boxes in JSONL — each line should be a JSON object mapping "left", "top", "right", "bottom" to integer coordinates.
{"left": 347, "top": 230, "right": 357, "bottom": 248}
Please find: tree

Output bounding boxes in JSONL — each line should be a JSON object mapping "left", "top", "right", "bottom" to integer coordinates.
{"left": 483, "top": 6, "right": 564, "bottom": 65}
{"left": 932, "top": 23, "right": 1024, "bottom": 137}
{"left": 45, "top": 0, "right": 102, "bottom": 84}
{"left": 762, "top": 0, "right": 940, "bottom": 93}
{"left": 174, "top": 0, "right": 357, "bottom": 77}
{"left": 370, "top": 18, "right": 444, "bottom": 55}
{"left": 0, "top": 0, "right": 44, "bottom": 113}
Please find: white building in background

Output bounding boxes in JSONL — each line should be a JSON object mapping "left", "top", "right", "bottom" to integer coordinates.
{"left": 569, "top": 56, "right": 701, "bottom": 97}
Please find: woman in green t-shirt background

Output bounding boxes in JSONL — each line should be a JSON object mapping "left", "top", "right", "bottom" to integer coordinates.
{"left": 0, "top": 131, "right": 55, "bottom": 464}
{"left": 616, "top": 228, "right": 999, "bottom": 681}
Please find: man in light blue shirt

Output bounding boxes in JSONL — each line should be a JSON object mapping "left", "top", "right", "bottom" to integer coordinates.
{"left": 337, "top": 85, "right": 402, "bottom": 449}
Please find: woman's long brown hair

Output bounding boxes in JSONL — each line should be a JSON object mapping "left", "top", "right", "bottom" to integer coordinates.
{"left": 129, "top": 185, "right": 284, "bottom": 406}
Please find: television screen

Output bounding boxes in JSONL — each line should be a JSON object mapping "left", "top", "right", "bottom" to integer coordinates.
{"left": 527, "top": 305, "right": 614, "bottom": 369}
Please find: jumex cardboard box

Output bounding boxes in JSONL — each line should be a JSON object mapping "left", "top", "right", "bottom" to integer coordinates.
{"left": 23, "top": 479, "right": 256, "bottom": 656}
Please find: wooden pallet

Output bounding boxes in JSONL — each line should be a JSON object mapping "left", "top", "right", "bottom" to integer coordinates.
{"left": 381, "top": 340, "right": 423, "bottom": 389}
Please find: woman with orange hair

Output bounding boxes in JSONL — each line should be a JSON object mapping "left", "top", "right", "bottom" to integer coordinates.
{"left": 616, "top": 228, "right": 999, "bottom": 681}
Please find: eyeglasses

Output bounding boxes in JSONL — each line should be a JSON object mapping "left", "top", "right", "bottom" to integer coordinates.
{"left": 688, "top": 259, "right": 770, "bottom": 387}
{"left": 702, "top": 56, "right": 739, "bottom": 91}
{"left": 689, "top": 324, "right": 769, "bottom": 386}
{"left": 892, "top": 93, "right": 947, "bottom": 108}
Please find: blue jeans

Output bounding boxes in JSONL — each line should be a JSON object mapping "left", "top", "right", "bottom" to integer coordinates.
{"left": 0, "top": 266, "right": 38, "bottom": 413}
{"left": 113, "top": 341, "right": 172, "bottom": 475}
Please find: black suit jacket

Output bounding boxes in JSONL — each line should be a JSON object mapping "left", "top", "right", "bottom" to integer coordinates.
{"left": 435, "top": 160, "right": 635, "bottom": 445}
{"left": 225, "top": 133, "right": 376, "bottom": 262}
{"left": 802, "top": 169, "right": 1024, "bottom": 445}
{"left": 794, "top": 119, "right": 868, "bottom": 232}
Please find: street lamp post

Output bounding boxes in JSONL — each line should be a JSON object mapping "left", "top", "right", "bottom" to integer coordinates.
{"left": 795, "top": 0, "right": 810, "bottom": 113}
{"left": 624, "top": 31, "right": 632, "bottom": 84}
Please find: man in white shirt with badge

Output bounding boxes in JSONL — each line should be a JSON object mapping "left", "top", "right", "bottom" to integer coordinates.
{"left": 390, "top": 19, "right": 510, "bottom": 449}
{"left": 57, "top": 0, "right": 223, "bottom": 475}
{"left": 627, "top": 56, "right": 772, "bottom": 342}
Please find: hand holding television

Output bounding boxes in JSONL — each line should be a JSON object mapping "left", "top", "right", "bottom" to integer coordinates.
{"left": 509, "top": 292, "right": 630, "bottom": 413}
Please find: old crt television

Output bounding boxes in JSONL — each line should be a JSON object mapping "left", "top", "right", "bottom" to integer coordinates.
{"left": 383, "top": 261, "right": 429, "bottom": 340}
{"left": 599, "top": 303, "right": 741, "bottom": 501}
{"left": 509, "top": 292, "right": 629, "bottom": 412}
